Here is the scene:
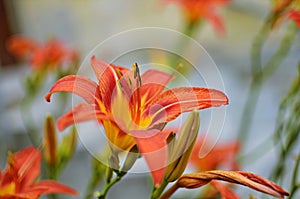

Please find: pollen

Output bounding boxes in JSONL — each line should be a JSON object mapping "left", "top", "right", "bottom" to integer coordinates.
{"left": 137, "top": 116, "right": 152, "bottom": 129}
{"left": 0, "top": 182, "right": 16, "bottom": 196}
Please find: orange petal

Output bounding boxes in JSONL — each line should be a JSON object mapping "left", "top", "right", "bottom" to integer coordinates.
{"left": 131, "top": 129, "right": 170, "bottom": 186}
{"left": 288, "top": 10, "right": 300, "bottom": 28}
{"left": 207, "top": 12, "right": 226, "bottom": 35}
{"left": 149, "top": 87, "right": 228, "bottom": 125}
{"left": 90, "top": 56, "right": 115, "bottom": 81}
{"left": 190, "top": 137, "right": 239, "bottom": 171}
{"left": 57, "top": 103, "right": 109, "bottom": 131}
{"left": 139, "top": 69, "right": 174, "bottom": 107}
{"left": 12, "top": 147, "right": 41, "bottom": 189}
{"left": 141, "top": 69, "right": 173, "bottom": 85}
{"left": 45, "top": 75, "right": 100, "bottom": 104}
{"left": 211, "top": 180, "right": 240, "bottom": 199}
{"left": 6, "top": 35, "right": 39, "bottom": 59}
{"left": 91, "top": 56, "right": 119, "bottom": 108}
{"left": 130, "top": 83, "right": 165, "bottom": 109}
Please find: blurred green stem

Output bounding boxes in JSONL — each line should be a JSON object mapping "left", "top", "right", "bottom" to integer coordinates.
{"left": 47, "top": 165, "right": 58, "bottom": 199}
{"left": 97, "top": 171, "right": 126, "bottom": 199}
{"left": 158, "top": 182, "right": 179, "bottom": 199}
{"left": 84, "top": 158, "right": 106, "bottom": 199}
{"left": 289, "top": 155, "right": 300, "bottom": 199}
{"left": 151, "top": 179, "right": 168, "bottom": 199}
{"left": 237, "top": 20, "right": 297, "bottom": 147}
{"left": 237, "top": 133, "right": 274, "bottom": 164}
{"left": 269, "top": 65, "right": 300, "bottom": 182}
{"left": 84, "top": 174, "right": 103, "bottom": 199}
{"left": 168, "top": 19, "right": 201, "bottom": 71}
{"left": 237, "top": 15, "right": 271, "bottom": 144}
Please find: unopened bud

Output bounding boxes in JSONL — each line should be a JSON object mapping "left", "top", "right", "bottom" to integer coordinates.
{"left": 44, "top": 115, "right": 58, "bottom": 166}
{"left": 121, "top": 145, "right": 140, "bottom": 172}
{"left": 164, "top": 111, "right": 200, "bottom": 182}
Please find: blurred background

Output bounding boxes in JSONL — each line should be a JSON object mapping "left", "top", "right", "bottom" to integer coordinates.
{"left": 0, "top": 0, "right": 299, "bottom": 198}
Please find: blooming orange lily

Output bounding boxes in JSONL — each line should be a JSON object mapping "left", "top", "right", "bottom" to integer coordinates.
{"left": 0, "top": 146, "right": 77, "bottom": 199}
{"left": 45, "top": 56, "right": 228, "bottom": 185}
{"left": 189, "top": 137, "right": 240, "bottom": 198}
{"left": 164, "top": 0, "right": 231, "bottom": 33}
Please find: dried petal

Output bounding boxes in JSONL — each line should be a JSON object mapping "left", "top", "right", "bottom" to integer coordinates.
{"left": 177, "top": 170, "right": 289, "bottom": 199}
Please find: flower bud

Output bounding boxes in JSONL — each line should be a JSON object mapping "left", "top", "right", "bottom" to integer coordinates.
{"left": 121, "top": 145, "right": 140, "bottom": 172}
{"left": 164, "top": 111, "right": 200, "bottom": 182}
{"left": 44, "top": 115, "right": 58, "bottom": 166}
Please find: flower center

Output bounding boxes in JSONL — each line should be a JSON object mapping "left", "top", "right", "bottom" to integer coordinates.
{"left": 0, "top": 182, "right": 16, "bottom": 196}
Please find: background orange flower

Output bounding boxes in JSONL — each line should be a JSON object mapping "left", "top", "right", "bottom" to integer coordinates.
{"left": 189, "top": 137, "right": 240, "bottom": 198}
{"left": 0, "top": 146, "right": 77, "bottom": 199}
{"left": 164, "top": 0, "right": 231, "bottom": 33}
{"left": 6, "top": 36, "right": 78, "bottom": 71}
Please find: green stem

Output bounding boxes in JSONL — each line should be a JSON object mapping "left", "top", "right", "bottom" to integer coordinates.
{"left": 158, "top": 183, "right": 179, "bottom": 199}
{"left": 288, "top": 155, "right": 300, "bottom": 199}
{"left": 151, "top": 179, "right": 169, "bottom": 199}
{"left": 262, "top": 24, "right": 298, "bottom": 81}
{"left": 83, "top": 156, "right": 107, "bottom": 199}
{"left": 237, "top": 133, "right": 274, "bottom": 164}
{"left": 168, "top": 19, "right": 201, "bottom": 72}
{"left": 97, "top": 172, "right": 126, "bottom": 199}
{"left": 270, "top": 67, "right": 300, "bottom": 182}
{"left": 46, "top": 165, "right": 59, "bottom": 199}
{"left": 84, "top": 175, "right": 102, "bottom": 199}
{"left": 237, "top": 15, "right": 271, "bottom": 144}
{"left": 271, "top": 121, "right": 300, "bottom": 181}
{"left": 237, "top": 21, "right": 297, "bottom": 147}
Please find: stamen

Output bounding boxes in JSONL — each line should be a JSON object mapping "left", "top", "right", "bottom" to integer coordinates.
{"left": 132, "top": 63, "right": 142, "bottom": 126}
{"left": 115, "top": 68, "right": 123, "bottom": 79}
{"left": 133, "top": 63, "right": 142, "bottom": 87}
{"left": 168, "top": 63, "right": 181, "bottom": 82}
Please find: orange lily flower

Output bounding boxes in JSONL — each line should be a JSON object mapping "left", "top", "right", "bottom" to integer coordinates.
{"left": 189, "top": 137, "right": 240, "bottom": 198}
{"left": 6, "top": 36, "right": 38, "bottom": 59}
{"left": 190, "top": 137, "right": 239, "bottom": 171}
{"left": 45, "top": 56, "right": 228, "bottom": 185}
{"left": 6, "top": 36, "right": 78, "bottom": 70}
{"left": 164, "top": 0, "right": 231, "bottom": 33}
{"left": 29, "top": 38, "right": 78, "bottom": 70}
{"left": 0, "top": 146, "right": 77, "bottom": 199}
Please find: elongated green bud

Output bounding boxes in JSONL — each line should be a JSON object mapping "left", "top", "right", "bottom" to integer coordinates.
{"left": 164, "top": 111, "right": 200, "bottom": 182}
{"left": 121, "top": 145, "right": 140, "bottom": 172}
{"left": 44, "top": 115, "right": 58, "bottom": 166}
